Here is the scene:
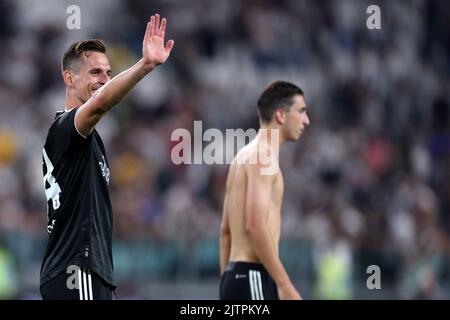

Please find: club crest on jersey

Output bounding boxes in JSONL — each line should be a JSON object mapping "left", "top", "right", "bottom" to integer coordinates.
{"left": 47, "top": 219, "right": 56, "bottom": 234}
{"left": 99, "top": 155, "right": 110, "bottom": 185}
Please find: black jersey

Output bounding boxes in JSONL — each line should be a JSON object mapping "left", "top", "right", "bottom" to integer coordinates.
{"left": 40, "top": 108, "right": 116, "bottom": 289}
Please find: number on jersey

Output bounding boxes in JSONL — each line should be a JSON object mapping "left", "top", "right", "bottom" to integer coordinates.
{"left": 42, "top": 148, "right": 61, "bottom": 210}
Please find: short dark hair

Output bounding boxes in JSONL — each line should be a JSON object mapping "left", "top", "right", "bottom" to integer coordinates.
{"left": 257, "top": 81, "right": 304, "bottom": 124}
{"left": 61, "top": 39, "right": 106, "bottom": 72}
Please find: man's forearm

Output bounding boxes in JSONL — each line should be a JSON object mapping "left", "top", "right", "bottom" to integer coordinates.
{"left": 93, "top": 59, "right": 154, "bottom": 113}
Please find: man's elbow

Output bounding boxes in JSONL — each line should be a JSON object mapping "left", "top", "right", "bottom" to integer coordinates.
{"left": 220, "top": 226, "right": 230, "bottom": 240}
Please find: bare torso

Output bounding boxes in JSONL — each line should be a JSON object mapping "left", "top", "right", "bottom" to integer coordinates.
{"left": 224, "top": 139, "right": 283, "bottom": 263}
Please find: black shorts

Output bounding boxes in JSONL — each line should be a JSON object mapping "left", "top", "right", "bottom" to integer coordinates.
{"left": 220, "top": 261, "right": 279, "bottom": 300}
{"left": 40, "top": 265, "right": 114, "bottom": 300}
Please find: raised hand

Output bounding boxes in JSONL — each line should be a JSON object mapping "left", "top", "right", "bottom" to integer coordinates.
{"left": 142, "top": 14, "right": 175, "bottom": 69}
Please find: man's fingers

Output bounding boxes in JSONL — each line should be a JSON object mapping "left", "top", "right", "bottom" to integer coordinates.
{"left": 145, "top": 14, "right": 170, "bottom": 53}
{"left": 165, "top": 39, "right": 175, "bottom": 52}
{"left": 149, "top": 15, "right": 155, "bottom": 37}
{"left": 155, "top": 14, "right": 160, "bottom": 34}
{"left": 159, "top": 18, "right": 166, "bottom": 38}
{"left": 144, "top": 20, "right": 151, "bottom": 42}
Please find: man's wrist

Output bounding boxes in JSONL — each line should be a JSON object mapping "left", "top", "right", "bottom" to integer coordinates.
{"left": 139, "top": 59, "right": 157, "bottom": 73}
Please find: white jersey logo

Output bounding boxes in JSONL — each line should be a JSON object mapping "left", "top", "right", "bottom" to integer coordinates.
{"left": 99, "top": 155, "right": 110, "bottom": 185}
{"left": 47, "top": 219, "right": 56, "bottom": 234}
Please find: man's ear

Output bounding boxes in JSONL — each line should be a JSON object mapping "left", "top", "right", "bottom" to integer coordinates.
{"left": 63, "top": 70, "right": 75, "bottom": 88}
{"left": 274, "top": 109, "right": 285, "bottom": 125}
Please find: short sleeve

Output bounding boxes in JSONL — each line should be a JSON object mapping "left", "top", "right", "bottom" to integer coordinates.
{"left": 45, "top": 108, "right": 89, "bottom": 162}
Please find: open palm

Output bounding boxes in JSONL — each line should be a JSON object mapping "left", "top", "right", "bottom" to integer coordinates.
{"left": 143, "top": 14, "right": 174, "bottom": 68}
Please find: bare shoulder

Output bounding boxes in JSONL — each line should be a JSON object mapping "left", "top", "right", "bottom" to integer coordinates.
{"left": 226, "top": 145, "right": 250, "bottom": 191}
{"left": 243, "top": 145, "right": 279, "bottom": 181}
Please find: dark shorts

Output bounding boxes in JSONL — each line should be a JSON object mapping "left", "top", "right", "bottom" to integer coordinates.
{"left": 40, "top": 265, "right": 114, "bottom": 300}
{"left": 220, "top": 261, "right": 279, "bottom": 300}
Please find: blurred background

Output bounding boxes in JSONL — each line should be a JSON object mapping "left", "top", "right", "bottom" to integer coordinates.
{"left": 0, "top": 0, "right": 449, "bottom": 299}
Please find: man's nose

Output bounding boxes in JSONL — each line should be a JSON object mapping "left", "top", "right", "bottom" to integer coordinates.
{"left": 304, "top": 114, "right": 310, "bottom": 126}
{"left": 99, "top": 72, "right": 110, "bottom": 84}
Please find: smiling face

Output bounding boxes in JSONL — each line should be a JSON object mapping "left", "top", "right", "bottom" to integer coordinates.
{"left": 65, "top": 51, "right": 111, "bottom": 105}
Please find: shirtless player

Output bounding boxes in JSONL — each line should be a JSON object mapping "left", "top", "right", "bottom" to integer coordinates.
{"left": 219, "top": 81, "right": 310, "bottom": 300}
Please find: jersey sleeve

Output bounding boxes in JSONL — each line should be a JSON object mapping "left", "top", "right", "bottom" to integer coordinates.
{"left": 45, "top": 108, "right": 89, "bottom": 161}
